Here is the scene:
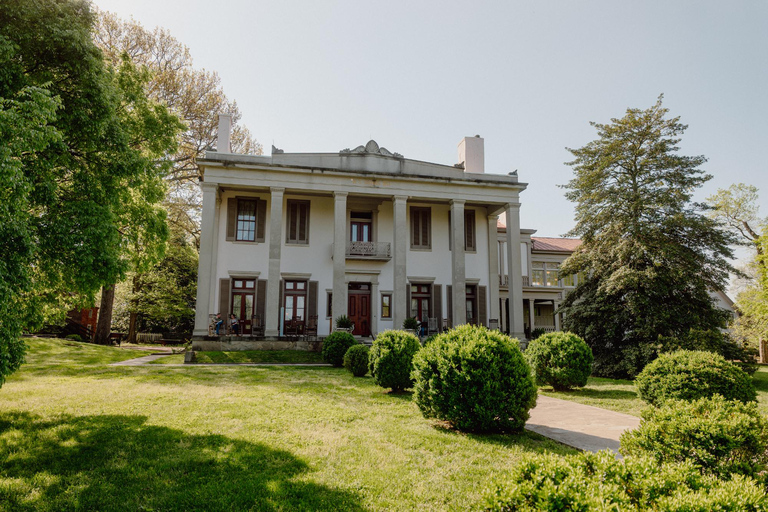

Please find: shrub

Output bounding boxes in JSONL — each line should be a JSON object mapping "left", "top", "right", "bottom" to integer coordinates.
{"left": 65, "top": 334, "right": 83, "bottom": 342}
{"left": 635, "top": 350, "right": 757, "bottom": 406}
{"left": 402, "top": 317, "right": 419, "bottom": 330}
{"left": 321, "top": 331, "right": 358, "bottom": 367}
{"left": 368, "top": 330, "right": 421, "bottom": 391}
{"left": 483, "top": 451, "right": 768, "bottom": 511}
{"left": 422, "top": 333, "right": 439, "bottom": 346}
{"left": 660, "top": 329, "right": 758, "bottom": 375}
{"left": 334, "top": 315, "right": 353, "bottom": 329}
{"left": 529, "top": 327, "right": 548, "bottom": 340}
{"left": 412, "top": 325, "right": 536, "bottom": 432}
{"left": 525, "top": 331, "right": 593, "bottom": 391}
{"left": 620, "top": 395, "right": 768, "bottom": 480}
{"left": 343, "top": 344, "right": 370, "bottom": 377}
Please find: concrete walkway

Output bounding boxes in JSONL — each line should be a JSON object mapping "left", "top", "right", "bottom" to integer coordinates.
{"left": 111, "top": 354, "right": 173, "bottom": 366}
{"left": 526, "top": 395, "right": 640, "bottom": 453}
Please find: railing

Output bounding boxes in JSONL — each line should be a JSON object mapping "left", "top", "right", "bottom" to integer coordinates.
{"left": 499, "top": 275, "right": 530, "bottom": 287}
{"left": 346, "top": 241, "right": 391, "bottom": 260}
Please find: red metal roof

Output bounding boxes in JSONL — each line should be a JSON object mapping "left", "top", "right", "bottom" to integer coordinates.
{"left": 531, "top": 237, "right": 582, "bottom": 252}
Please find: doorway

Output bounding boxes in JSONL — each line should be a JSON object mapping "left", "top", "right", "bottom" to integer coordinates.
{"left": 348, "top": 282, "right": 371, "bottom": 337}
{"left": 231, "top": 279, "right": 255, "bottom": 335}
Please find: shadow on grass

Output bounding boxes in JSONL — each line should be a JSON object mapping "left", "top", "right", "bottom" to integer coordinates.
{"left": 543, "top": 387, "right": 638, "bottom": 401}
{"left": 752, "top": 368, "right": 768, "bottom": 393}
{"left": 0, "top": 410, "right": 366, "bottom": 511}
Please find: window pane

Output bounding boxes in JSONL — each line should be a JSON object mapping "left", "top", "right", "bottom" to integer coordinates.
{"left": 236, "top": 200, "right": 257, "bottom": 241}
{"left": 297, "top": 282, "right": 305, "bottom": 290}
{"left": 546, "top": 269, "right": 559, "bottom": 286}
{"left": 562, "top": 274, "right": 575, "bottom": 287}
{"left": 234, "top": 280, "right": 243, "bottom": 288}
{"left": 285, "top": 297, "right": 293, "bottom": 320}
{"left": 532, "top": 270, "right": 545, "bottom": 286}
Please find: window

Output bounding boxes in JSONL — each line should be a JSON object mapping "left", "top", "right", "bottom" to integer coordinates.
{"left": 236, "top": 199, "right": 258, "bottom": 241}
{"left": 448, "top": 210, "right": 476, "bottom": 251}
{"left": 410, "top": 285, "right": 430, "bottom": 322}
{"left": 350, "top": 211, "right": 373, "bottom": 242}
{"left": 286, "top": 200, "right": 310, "bottom": 244}
{"left": 466, "top": 285, "right": 477, "bottom": 324}
{"left": 284, "top": 281, "right": 307, "bottom": 322}
{"left": 561, "top": 273, "right": 575, "bottom": 287}
{"left": 410, "top": 207, "right": 431, "bottom": 249}
{"left": 381, "top": 293, "right": 392, "bottom": 318}
{"left": 531, "top": 262, "right": 561, "bottom": 287}
{"left": 326, "top": 291, "right": 333, "bottom": 318}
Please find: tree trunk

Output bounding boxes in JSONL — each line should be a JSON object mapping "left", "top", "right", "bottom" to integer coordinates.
{"left": 127, "top": 275, "right": 139, "bottom": 344}
{"left": 94, "top": 284, "right": 115, "bottom": 345}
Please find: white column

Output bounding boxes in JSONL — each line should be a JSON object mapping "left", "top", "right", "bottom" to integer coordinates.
{"left": 450, "top": 199, "right": 466, "bottom": 325}
{"left": 371, "top": 278, "right": 379, "bottom": 337}
{"left": 208, "top": 191, "right": 221, "bottom": 311}
{"left": 487, "top": 214, "right": 500, "bottom": 325}
{"left": 528, "top": 298, "right": 535, "bottom": 336}
{"left": 392, "top": 196, "right": 408, "bottom": 329}
{"left": 332, "top": 192, "right": 348, "bottom": 324}
{"left": 265, "top": 187, "right": 284, "bottom": 337}
{"left": 193, "top": 182, "right": 219, "bottom": 336}
{"left": 554, "top": 300, "right": 561, "bottom": 331}
{"left": 505, "top": 203, "right": 525, "bottom": 339}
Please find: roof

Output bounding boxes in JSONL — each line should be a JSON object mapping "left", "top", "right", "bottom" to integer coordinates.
{"left": 531, "top": 237, "right": 582, "bottom": 252}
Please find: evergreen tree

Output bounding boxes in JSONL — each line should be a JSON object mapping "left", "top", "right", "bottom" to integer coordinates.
{"left": 560, "top": 96, "right": 737, "bottom": 378}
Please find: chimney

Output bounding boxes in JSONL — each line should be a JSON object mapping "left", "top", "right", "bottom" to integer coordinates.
{"left": 217, "top": 113, "right": 232, "bottom": 153}
{"left": 457, "top": 135, "right": 484, "bottom": 173}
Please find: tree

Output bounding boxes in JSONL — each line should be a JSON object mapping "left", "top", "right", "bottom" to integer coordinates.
{"left": 559, "top": 96, "right": 737, "bottom": 378}
{"left": 0, "top": 0, "right": 181, "bottom": 378}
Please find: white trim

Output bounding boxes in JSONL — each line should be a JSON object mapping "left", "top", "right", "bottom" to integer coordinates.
{"left": 228, "top": 271, "right": 261, "bottom": 278}
{"left": 280, "top": 272, "right": 312, "bottom": 279}
{"left": 407, "top": 276, "right": 436, "bottom": 283}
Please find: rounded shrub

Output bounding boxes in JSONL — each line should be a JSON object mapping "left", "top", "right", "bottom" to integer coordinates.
{"left": 483, "top": 451, "right": 768, "bottom": 511}
{"left": 321, "top": 331, "right": 358, "bottom": 367}
{"left": 620, "top": 395, "right": 768, "bottom": 480}
{"left": 343, "top": 344, "right": 370, "bottom": 377}
{"left": 368, "top": 330, "right": 421, "bottom": 392}
{"left": 65, "top": 334, "right": 83, "bottom": 342}
{"left": 635, "top": 350, "right": 757, "bottom": 406}
{"left": 525, "top": 331, "right": 593, "bottom": 391}
{"left": 412, "top": 324, "right": 536, "bottom": 432}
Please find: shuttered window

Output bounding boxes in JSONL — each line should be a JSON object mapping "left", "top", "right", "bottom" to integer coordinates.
{"left": 236, "top": 199, "right": 258, "bottom": 241}
{"left": 286, "top": 200, "right": 310, "bottom": 244}
{"left": 410, "top": 207, "right": 431, "bottom": 249}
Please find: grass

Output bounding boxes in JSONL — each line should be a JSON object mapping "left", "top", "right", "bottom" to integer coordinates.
{"left": 0, "top": 338, "right": 574, "bottom": 511}
{"left": 151, "top": 350, "right": 326, "bottom": 365}
{"left": 539, "top": 366, "right": 768, "bottom": 418}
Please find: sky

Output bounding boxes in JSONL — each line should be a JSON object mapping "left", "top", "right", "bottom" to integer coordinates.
{"left": 95, "top": 0, "right": 767, "bottom": 254}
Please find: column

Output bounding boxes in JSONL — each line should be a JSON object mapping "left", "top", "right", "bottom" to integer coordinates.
{"left": 265, "top": 187, "right": 284, "bottom": 336}
{"left": 487, "top": 214, "right": 500, "bottom": 325}
{"left": 371, "top": 278, "right": 379, "bottom": 337}
{"left": 392, "top": 195, "right": 408, "bottom": 329}
{"left": 450, "top": 199, "right": 466, "bottom": 325}
{"left": 193, "top": 182, "right": 219, "bottom": 336}
{"left": 553, "top": 300, "right": 561, "bottom": 331}
{"left": 332, "top": 192, "right": 348, "bottom": 325}
{"left": 208, "top": 191, "right": 221, "bottom": 311}
{"left": 528, "top": 298, "right": 535, "bottom": 336}
{"left": 505, "top": 203, "right": 525, "bottom": 339}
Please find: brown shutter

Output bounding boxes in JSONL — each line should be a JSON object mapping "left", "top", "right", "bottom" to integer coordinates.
{"left": 226, "top": 198, "right": 237, "bottom": 241}
{"left": 479, "top": 285, "right": 487, "bottom": 327}
{"left": 256, "top": 199, "right": 266, "bottom": 242}
{"left": 424, "top": 208, "right": 431, "bottom": 248}
{"left": 299, "top": 202, "right": 308, "bottom": 243}
{"left": 434, "top": 284, "right": 442, "bottom": 326}
{"left": 429, "top": 284, "right": 435, "bottom": 318}
{"left": 465, "top": 211, "right": 475, "bottom": 251}
{"left": 308, "top": 281, "right": 318, "bottom": 318}
{"left": 411, "top": 209, "right": 418, "bottom": 246}
{"left": 219, "top": 279, "right": 230, "bottom": 318}
{"left": 448, "top": 211, "right": 452, "bottom": 250}
{"left": 446, "top": 285, "right": 452, "bottom": 328}
{"left": 406, "top": 284, "right": 411, "bottom": 320}
{"left": 256, "top": 279, "right": 267, "bottom": 323}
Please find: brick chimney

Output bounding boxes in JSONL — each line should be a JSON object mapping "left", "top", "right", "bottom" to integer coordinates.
{"left": 457, "top": 135, "right": 484, "bottom": 173}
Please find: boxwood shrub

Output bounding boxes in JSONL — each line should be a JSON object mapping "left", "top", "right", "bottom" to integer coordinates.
{"left": 321, "top": 331, "right": 358, "bottom": 367}
{"left": 368, "top": 330, "right": 421, "bottom": 391}
{"left": 635, "top": 350, "right": 757, "bottom": 406}
{"left": 525, "top": 331, "right": 593, "bottom": 390}
{"left": 620, "top": 395, "right": 768, "bottom": 481}
{"left": 343, "top": 344, "right": 370, "bottom": 377}
{"left": 483, "top": 451, "right": 768, "bottom": 511}
{"left": 412, "top": 324, "right": 536, "bottom": 432}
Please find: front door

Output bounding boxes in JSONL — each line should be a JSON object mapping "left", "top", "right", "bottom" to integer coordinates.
{"left": 231, "top": 279, "right": 255, "bottom": 334}
{"left": 348, "top": 283, "right": 371, "bottom": 336}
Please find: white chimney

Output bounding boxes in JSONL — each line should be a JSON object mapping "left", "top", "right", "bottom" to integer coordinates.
{"left": 217, "top": 113, "right": 232, "bottom": 153}
{"left": 457, "top": 135, "right": 484, "bottom": 173}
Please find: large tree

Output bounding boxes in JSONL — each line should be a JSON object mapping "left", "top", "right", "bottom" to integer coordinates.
{"left": 0, "top": 0, "right": 180, "bottom": 378}
{"left": 559, "top": 96, "right": 737, "bottom": 378}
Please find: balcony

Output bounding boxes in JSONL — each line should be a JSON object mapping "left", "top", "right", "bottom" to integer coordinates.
{"left": 345, "top": 241, "right": 391, "bottom": 261}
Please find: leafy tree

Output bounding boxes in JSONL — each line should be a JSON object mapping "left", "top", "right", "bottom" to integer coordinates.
{"left": 0, "top": 0, "right": 180, "bottom": 379}
{"left": 559, "top": 96, "right": 737, "bottom": 378}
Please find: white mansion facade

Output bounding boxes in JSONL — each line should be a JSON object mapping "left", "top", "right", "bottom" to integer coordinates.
{"left": 191, "top": 115, "right": 602, "bottom": 344}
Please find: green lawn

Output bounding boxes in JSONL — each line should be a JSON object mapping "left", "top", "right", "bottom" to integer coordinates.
{"left": 0, "top": 338, "right": 573, "bottom": 511}
{"left": 152, "top": 350, "right": 326, "bottom": 365}
{"left": 539, "top": 366, "right": 768, "bottom": 418}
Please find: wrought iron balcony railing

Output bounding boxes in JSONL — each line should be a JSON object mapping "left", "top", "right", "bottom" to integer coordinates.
{"left": 345, "top": 241, "right": 391, "bottom": 260}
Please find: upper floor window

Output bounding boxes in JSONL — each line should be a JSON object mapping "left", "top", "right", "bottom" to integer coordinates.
{"left": 448, "top": 209, "right": 476, "bottom": 251}
{"left": 286, "top": 200, "right": 310, "bottom": 244}
{"left": 532, "top": 262, "right": 560, "bottom": 287}
{"left": 351, "top": 211, "right": 373, "bottom": 242}
{"left": 410, "top": 207, "right": 431, "bottom": 249}
{"left": 236, "top": 199, "right": 258, "bottom": 241}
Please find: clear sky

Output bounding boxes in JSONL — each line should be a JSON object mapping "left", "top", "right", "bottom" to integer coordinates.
{"left": 94, "top": 0, "right": 767, "bottom": 246}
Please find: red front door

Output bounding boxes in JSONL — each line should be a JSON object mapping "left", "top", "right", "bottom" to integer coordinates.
{"left": 348, "top": 283, "right": 371, "bottom": 336}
